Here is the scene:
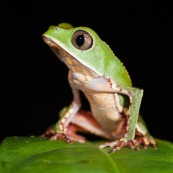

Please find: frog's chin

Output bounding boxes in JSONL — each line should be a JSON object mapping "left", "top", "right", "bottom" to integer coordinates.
{"left": 42, "top": 35, "right": 52, "bottom": 45}
{"left": 42, "top": 36, "right": 65, "bottom": 62}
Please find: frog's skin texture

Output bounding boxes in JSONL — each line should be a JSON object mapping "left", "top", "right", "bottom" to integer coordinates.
{"left": 42, "top": 23, "right": 156, "bottom": 152}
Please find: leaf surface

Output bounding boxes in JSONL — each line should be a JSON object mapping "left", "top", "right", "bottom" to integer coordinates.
{"left": 0, "top": 137, "right": 173, "bottom": 173}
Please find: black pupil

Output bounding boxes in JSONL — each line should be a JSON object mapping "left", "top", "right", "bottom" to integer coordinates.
{"left": 76, "top": 34, "right": 84, "bottom": 46}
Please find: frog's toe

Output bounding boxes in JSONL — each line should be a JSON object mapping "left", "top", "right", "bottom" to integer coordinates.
{"left": 134, "top": 135, "right": 157, "bottom": 149}
{"left": 40, "top": 124, "right": 55, "bottom": 138}
{"left": 49, "top": 132, "right": 73, "bottom": 143}
{"left": 49, "top": 131, "right": 85, "bottom": 143}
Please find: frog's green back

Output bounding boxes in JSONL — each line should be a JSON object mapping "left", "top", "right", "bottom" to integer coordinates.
{"left": 43, "top": 23, "right": 132, "bottom": 87}
{"left": 91, "top": 36, "right": 132, "bottom": 87}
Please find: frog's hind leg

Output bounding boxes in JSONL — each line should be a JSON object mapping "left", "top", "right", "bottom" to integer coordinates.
{"left": 42, "top": 109, "right": 110, "bottom": 143}
{"left": 41, "top": 122, "right": 86, "bottom": 143}
{"left": 70, "top": 110, "right": 111, "bottom": 140}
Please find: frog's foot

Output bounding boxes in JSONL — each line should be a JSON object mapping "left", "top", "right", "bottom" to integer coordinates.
{"left": 40, "top": 125, "right": 55, "bottom": 138}
{"left": 99, "top": 134, "right": 157, "bottom": 153}
{"left": 99, "top": 140, "right": 140, "bottom": 153}
{"left": 49, "top": 132, "right": 73, "bottom": 143}
{"left": 48, "top": 124, "right": 86, "bottom": 143}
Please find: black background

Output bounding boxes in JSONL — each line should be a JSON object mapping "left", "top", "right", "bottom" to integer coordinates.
{"left": 1, "top": 1, "right": 172, "bottom": 142}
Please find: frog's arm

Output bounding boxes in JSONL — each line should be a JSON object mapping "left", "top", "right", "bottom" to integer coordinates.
{"left": 93, "top": 79, "right": 143, "bottom": 141}
{"left": 123, "top": 87, "right": 143, "bottom": 141}
{"left": 54, "top": 79, "right": 81, "bottom": 133}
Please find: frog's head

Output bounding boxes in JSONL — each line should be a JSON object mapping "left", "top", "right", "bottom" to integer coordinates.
{"left": 43, "top": 23, "right": 131, "bottom": 86}
{"left": 42, "top": 22, "right": 109, "bottom": 72}
{"left": 42, "top": 23, "right": 99, "bottom": 60}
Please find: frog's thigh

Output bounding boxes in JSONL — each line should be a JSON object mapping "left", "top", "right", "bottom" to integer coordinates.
{"left": 136, "top": 116, "right": 148, "bottom": 135}
{"left": 71, "top": 110, "right": 111, "bottom": 139}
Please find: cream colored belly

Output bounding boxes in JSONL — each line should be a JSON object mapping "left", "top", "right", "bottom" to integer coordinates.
{"left": 84, "top": 91, "right": 122, "bottom": 133}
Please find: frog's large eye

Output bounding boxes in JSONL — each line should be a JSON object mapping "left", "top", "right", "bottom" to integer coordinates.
{"left": 71, "top": 30, "right": 93, "bottom": 50}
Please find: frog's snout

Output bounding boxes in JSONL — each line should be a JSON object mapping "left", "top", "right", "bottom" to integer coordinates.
{"left": 42, "top": 35, "right": 52, "bottom": 45}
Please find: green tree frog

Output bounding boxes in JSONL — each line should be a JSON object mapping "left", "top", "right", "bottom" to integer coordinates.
{"left": 42, "top": 23, "right": 156, "bottom": 152}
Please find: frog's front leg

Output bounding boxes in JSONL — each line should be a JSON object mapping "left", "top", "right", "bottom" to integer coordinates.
{"left": 47, "top": 80, "right": 82, "bottom": 143}
{"left": 99, "top": 86, "right": 156, "bottom": 152}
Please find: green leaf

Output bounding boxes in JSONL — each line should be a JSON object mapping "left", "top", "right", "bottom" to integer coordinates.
{"left": 0, "top": 137, "right": 173, "bottom": 173}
